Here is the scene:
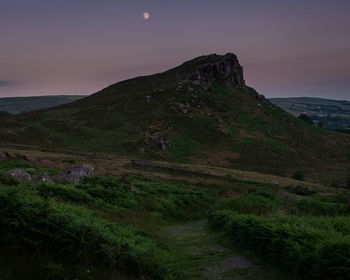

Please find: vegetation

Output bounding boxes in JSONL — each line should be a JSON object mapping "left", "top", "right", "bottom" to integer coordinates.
{"left": 0, "top": 159, "right": 214, "bottom": 279}
{"left": 298, "top": 114, "right": 314, "bottom": 125}
{"left": 208, "top": 183, "right": 350, "bottom": 279}
{"left": 0, "top": 186, "right": 181, "bottom": 280}
{"left": 209, "top": 212, "right": 350, "bottom": 280}
{"left": 0, "top": 156, "right": 349, "bottom": 279}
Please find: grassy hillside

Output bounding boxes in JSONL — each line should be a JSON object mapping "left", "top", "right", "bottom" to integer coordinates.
{"left": 0, "top": 54, "right": 350, "bottom": 180}
{"left": 270, "top": 97, "right": 350, "bottom": 131}
{"left": 0, "top": 95, "right": 85, "bottom": 114}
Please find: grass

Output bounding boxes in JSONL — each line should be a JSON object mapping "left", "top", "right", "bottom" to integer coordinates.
{"left": 209, "top": 212, "right": 350, "bottom": 280}
{"left": 0, "top": 156, "right": 350, "bottom": 279}
{"left": 163, "top": 220, "right": 293, "bottom": 280}
{"left": 0, "top": 159, "right": 212, "bottom": 279}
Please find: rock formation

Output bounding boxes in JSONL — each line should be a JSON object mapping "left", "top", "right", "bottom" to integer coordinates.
{"left": 32, "top": 172, "right": 54, "bottom": 184}
{"left": 189, "top": 53, "right": 245, "bottom": 88}
{"left": 0, "top": 151, "right": 11, "bottom": 160}
{"left": 4, "top": 168, "right": 32, "bottom": 182}
{"left": 54, "top": 164, "right": 95, "bottom": 183}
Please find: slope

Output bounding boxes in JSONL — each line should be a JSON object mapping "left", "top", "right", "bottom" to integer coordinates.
{"left": 0, "top": 53, "right": 349, "bottom": 179}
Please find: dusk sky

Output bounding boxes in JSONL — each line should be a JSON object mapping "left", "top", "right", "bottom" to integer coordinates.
{"left": 1, "top": 0, "right": 349, "bottom": 99}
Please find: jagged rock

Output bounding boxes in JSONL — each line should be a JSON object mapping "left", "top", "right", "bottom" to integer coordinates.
{"left": 54, "top": 164, "right": 95, "bottom": 183}
{"left": 4, "top": 168, "right": 32, "bottom": 182}
{"left": 190, "top": 53, "right": 245, "bottom": 88}
{"left": 32, "top": 172, "right": 54, "bottom": 184}
{"left": 145, "top": 132, "right": 167, "bottom": 150}
{"left": 0, "top": 151, "right": 11, "bottom": 160}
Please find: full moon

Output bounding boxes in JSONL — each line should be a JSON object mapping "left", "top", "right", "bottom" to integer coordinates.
{"left": 143, "top": 12, "right": 150, "bottom": 20}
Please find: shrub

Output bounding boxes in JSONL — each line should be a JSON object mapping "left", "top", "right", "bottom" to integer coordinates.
{"left": 0, "top": 185, "right": 180, "bottom": 279}
{"left": 77, "top": 175, "right": 211, "bottom": 220}
{"left": 214, "top": 192, "right": 280, "bottom": 215}
{"left": 0, "top": 174, "right": 19, "bottom": 186}
{"left": 209, "top": 211, "right": 350, "bottom": 280}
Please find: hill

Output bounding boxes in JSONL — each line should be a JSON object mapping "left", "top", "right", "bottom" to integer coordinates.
{"left": 0, "top": 53, "right": 349, "bottom": 180}
{"left": 269, "top": 97, "right": 350, "bottom": 131}
{"left": 0, "top": 95, "right": 85, "bottom": 114}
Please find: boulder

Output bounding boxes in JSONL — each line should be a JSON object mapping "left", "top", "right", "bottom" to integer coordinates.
{"left": 0, "top": 151, "right": 11, "bottom": 160}
{"left": 32, "top": 172, "right": 54, "bottom": 184}
{"left": 4, "top": 168, "right": 32, "bottom": 182}
{"left": 145, "top": 132, "right": 167, "bottom": 150}
{"left": 53, "top": 164, "right": 95, "bottom": 183}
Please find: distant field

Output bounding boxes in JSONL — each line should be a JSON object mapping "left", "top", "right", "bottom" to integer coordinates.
{"left": 0, "top": 95, "right": 85, "bottom": 114}
{"left": 270, "top": 97, "right": 350, "bottom": 131}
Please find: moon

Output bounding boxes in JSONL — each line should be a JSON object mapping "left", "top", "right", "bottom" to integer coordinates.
{"left": 143, "top": 12, "right": 150, "bottom": 20}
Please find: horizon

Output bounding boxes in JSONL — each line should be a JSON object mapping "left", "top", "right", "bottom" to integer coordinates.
{"left": 1, "top": 0, "right": 349, "bottom": 99}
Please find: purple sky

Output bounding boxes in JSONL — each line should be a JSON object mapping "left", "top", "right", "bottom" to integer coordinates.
{"left": 1, "top": 0, "right": 349, "bottom": 99}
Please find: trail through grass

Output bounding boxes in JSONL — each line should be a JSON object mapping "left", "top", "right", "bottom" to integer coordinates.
{"left": 163, "top": 220, "right": 293, "bottom": 280}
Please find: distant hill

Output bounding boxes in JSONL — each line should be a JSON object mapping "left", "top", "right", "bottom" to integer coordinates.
{"left": 269, "top": 97, "right": 350, "bottom": 131}
{"left": 0, "top": 54, "right": 350, "bottom": 179}
{"left": 0, "top": 95, "right": 85, "bottom": 114}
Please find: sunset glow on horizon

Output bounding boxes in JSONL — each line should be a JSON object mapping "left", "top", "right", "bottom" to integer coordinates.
{"left": 0, "top": 0, "right": 349, "bottom": 99}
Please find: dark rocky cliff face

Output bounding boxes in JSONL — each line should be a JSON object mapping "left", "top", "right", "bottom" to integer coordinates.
{"left": 189, "top": 53, "right": 245, "bottom": 88}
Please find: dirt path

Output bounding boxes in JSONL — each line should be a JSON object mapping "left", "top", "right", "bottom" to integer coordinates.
{"left": 165, "top": 220, "right": 291, "bottom": 280}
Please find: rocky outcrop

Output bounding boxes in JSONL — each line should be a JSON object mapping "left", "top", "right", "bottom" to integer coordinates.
{"left": 190, "top": 53, "right": 245, "bottom": 88}
{"left": 4, "top": 168, "right": 32, "bottom": 182}
{"left": 144, "top": 132, "right": 167, "bottom": 150}
{"left": 0, "top": 151, "right": 11, "bottom": 160}
{"left": 32, "top": 172, "right": 54, "bottom": 184}
{"left": 54, "top": 164, "right": 95, "bottom": 183}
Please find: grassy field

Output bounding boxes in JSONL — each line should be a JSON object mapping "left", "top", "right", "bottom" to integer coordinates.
{"left": 270, "top": 97, "right": 350, "bottom": 130}
{"left": 0, "top": 150, "right": 350, "bottom": 279}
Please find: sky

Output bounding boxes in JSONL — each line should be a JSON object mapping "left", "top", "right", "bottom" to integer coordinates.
{"left": 0, "top": 0, "right": 349, "bottom": 99}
